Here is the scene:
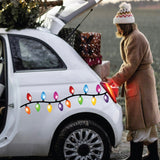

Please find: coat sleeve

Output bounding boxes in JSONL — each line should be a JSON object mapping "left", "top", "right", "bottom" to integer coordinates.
{"left": 112, "top": 35, "right": 145, "bottom": 86}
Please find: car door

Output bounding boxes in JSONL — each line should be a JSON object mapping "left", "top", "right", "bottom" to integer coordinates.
{"left": 4, "top": 34, "right": 70, "bottom": 156}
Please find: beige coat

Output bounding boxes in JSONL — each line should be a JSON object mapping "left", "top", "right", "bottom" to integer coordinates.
{"left": 112, "top": 29, "right": 160, "bottom": 130}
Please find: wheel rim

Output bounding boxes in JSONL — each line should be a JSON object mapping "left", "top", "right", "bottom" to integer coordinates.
{"left": 64, "top": 128, "right": 104, "bottom": 160}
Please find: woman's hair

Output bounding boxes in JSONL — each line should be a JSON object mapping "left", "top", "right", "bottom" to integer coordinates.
{"left": 116, "top": 23, "right": 137, "bottom": 38}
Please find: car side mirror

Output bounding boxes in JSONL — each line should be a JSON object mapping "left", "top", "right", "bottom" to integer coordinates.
{"left": 0, "top": 57, "right": 4, "bottom": 63}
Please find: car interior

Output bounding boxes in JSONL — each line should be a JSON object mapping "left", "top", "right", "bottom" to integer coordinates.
{"left": 0, "top": 39, "right": 7, "bottom": 133}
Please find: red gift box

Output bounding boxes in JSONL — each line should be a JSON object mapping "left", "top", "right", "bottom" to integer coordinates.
{"left": 80, "top": 32, "right": 102, "bottom": 67}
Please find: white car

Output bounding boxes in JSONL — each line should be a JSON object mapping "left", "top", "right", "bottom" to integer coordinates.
{"left": 0, "top": 0, "right": 123, "bottom": 160}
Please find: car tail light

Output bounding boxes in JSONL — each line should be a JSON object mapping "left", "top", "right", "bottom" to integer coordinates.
{"left": 100, "top": 81, "right": 119, "bottom": 103}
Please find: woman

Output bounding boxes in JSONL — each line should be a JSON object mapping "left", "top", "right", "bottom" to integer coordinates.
{"left": 108, "top": 2, "right": 160, "bottom": 160}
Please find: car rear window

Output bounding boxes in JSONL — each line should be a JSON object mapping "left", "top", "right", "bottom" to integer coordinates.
{"left": 8, "top": 34, "right": 66, "bottom": 72}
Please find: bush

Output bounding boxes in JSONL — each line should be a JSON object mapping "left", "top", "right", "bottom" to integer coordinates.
{"left": 0, "top": 0, "right": 42, "bottom": 30}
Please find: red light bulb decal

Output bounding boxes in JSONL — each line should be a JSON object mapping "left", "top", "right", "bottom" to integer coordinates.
{"left": 69, "top": 86, "right": 75, "bottom": 95}
{"left": 27, "top": 93, "right": 32, "bottom": 102}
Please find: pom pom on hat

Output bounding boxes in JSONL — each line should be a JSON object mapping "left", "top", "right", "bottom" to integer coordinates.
{"left": 113, "top": 2, "right": 135, "bottom": 24}
{"left": 119, "top": 2, "right": 131, "bottom": 11}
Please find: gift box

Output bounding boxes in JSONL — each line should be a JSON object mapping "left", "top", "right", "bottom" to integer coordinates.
{"left": 80, "top": 32, "right": 102, "bottom": 67}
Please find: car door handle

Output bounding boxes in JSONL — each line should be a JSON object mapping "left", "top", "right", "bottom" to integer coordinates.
{"left": 8, "top": 103, "right": 14, "bottom": 108}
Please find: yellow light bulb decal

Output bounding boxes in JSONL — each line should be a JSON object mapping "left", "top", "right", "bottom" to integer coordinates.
{"left": 47, "top": 104, "right": 52, "bottom": 113}
{"left": 91, "top": 97, "right": 96, "bottom": 106}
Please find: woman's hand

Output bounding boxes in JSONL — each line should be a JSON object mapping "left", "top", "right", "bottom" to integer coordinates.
{"left": 107, "top": 78, "right": 119, "bottom": 87}
{"left": 102, "top": 77, "right": 119, "bottom": 87}
{"left": 102, "top": 77, "right": 108, "bottom": 82}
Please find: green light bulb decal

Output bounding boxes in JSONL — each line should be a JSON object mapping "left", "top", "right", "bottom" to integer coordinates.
{"left": 78, "top": 96, "right": 83, "bottom": 105}
{"left": 35, "top": 103, "right": 40, "bottom": 112}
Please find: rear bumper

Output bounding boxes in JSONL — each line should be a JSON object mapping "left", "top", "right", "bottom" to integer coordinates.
{"left": 112, "top": 103, "right": 123, "bottom": 147}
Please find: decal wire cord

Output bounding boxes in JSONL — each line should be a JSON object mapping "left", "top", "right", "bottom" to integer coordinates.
{"left": 20, "top": 92, "right": 108, "bottom": 108}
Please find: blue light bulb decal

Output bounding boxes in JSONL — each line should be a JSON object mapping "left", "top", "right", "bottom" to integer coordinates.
{"left": 41, "top": 91, "right": 46, "bottom": 101}
{"left": 83, "top": 84, "right": 89, "bottom": 94}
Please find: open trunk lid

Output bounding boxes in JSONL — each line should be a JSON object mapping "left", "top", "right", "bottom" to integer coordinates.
{"left": 41, "top": 0, "right": 102, "bottom": 34}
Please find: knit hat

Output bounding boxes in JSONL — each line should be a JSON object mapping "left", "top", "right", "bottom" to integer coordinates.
{"left": 113, "top": 2, "right": 135, "bottom": 24}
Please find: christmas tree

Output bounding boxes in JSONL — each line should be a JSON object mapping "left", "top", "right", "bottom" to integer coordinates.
{"left": 0, "top": 0, "right": 63, "bottom": 30}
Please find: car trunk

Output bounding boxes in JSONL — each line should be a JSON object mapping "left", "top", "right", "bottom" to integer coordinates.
{"left": 41, "top": 0, "right": 110, "bottom": 80}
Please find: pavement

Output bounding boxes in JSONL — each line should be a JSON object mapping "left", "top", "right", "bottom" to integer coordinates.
{"left": 110, "top": 131, "right": 130, "bottom": 160}
{"left": 110, "top": 129, "right": 160, "bottom": 160}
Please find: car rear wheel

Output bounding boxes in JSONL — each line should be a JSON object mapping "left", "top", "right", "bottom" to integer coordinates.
{"left": 53, "top": 120, "right": 111, "bottom": 160}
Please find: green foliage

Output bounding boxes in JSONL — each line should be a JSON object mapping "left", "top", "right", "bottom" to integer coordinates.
{"left": 0, "top": 0, "right": 42, "bottom": 30}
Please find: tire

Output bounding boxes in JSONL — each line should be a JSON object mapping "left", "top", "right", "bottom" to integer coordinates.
{"left": 53, "top": 120, "right": 111, "bottom": 160}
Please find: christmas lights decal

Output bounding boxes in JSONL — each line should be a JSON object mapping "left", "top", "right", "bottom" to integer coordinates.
{"left": 20, "top": 84, "right": 110, "bottom": 115}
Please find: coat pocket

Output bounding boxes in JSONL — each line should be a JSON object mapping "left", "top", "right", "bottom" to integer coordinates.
{"left": 125, "top": 82, "right": 138, "bottom": 98}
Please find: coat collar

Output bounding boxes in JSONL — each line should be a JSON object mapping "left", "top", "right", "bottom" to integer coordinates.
{"left": 122, "top": 28, "right": 138, "bottom": 41}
